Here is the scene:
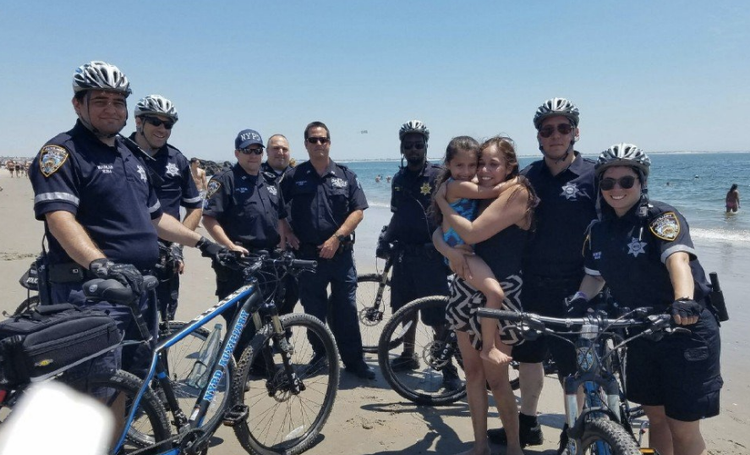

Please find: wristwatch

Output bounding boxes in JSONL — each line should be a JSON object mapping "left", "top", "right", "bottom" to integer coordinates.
{"left": 336, "top": 233, "right": 347, "bottom": 243}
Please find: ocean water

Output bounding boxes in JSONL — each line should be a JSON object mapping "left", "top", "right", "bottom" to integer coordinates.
{"left": 342, "top": 152, "right": 750, "bottom": 244}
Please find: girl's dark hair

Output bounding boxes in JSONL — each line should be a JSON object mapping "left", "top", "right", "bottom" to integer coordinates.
{"left": 430, "top": 136, "right": 480, "bottom": 224}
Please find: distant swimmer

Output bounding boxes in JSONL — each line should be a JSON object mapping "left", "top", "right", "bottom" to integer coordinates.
{"left": 386, "top": 176, "right": 391, "bottom": 183}
{"left": 726, "top": 183, "right": 740, "bottom": 213}
{"left": 375, "top": 175, "right": 381, "bottom": 183}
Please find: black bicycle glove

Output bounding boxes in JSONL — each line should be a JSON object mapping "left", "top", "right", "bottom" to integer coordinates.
{"left": 670, "top": 298, "right": 703, "bottom": 321}
{"left": 196, "top": 236, "right": 232, "bottom": 264}
{"left": 89, "top": 258, "right": 145, "bottom": 298}
{"left": 564, "top": 292, "right": 591, "bottom": 317}
{"left": 170, "top": 243, "right": 184, "bottom": 264}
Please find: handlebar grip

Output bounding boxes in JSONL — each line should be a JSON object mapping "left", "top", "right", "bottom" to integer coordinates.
{"left": 476, "top": 308, "right": 523, "bottom": 322}
{"left": 143, "top": 275, "right": 158, "bottom": 291}
{"left": 83, "top": 279, "right": 135, "bottom": 305}
{"left": 291, "top": 259, "right": 317, "bottom": 270}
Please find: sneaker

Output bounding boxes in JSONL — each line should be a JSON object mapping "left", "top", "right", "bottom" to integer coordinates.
{"left": 487, "top": 418, "right": 543, "bottom": 447}
{"left": 441, "top": 365, "right": 462, "bottom": 391}
{"left": 390, "top": 353, "right": 419, "bottom": 372}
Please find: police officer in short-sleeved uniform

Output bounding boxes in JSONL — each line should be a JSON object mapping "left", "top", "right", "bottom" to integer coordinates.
{"left": 576, "top": 143, "right": 721, "bottom": 455}
{"left": 128, "top": 94, "right": 203, "bottom": 321}
{"left": 281, "top": 121, "right": 374, "bottom": 380}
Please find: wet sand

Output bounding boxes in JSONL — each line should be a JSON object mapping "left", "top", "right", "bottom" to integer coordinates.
{"left": 1, "top": 173, "right": 748, "bottom": 454}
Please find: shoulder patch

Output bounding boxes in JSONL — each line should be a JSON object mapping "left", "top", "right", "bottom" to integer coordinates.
{"left": 206, "top": 179, "right": 222, "bottom": 199}
{"left": 649, "top": 211, "right": 680, "bottom": 241}
{"left": 38, "top": 145, "right": 69, "bottom": 177}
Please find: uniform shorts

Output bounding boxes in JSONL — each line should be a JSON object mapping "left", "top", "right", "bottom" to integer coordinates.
{"left": 446, "top": 275, "right": 524, "bottom": 351}
{"left": 391, "top": 252, "right": 449, "bottom": 326}
{"left": 626, "top": 309, "right": 722, "bottom": 422}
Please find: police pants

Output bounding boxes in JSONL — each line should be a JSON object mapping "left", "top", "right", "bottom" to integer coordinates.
{"left": 297, "top": 249, "right": 363, "bottom": 368}
{"left": 391, "top": 250, "right": 450, "bottom": 325}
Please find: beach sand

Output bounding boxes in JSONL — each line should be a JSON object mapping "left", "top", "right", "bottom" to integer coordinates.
{"left": 1, "top": 172, "right": 748, "bottom": 454}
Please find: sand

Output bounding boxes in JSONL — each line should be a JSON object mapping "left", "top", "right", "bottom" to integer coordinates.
{"left": 1, "top": 172, "right": 748, "bottom": 454}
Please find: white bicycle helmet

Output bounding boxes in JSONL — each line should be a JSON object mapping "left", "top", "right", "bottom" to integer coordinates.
{"left": 533, "top": 97, "right": 579, "bottom": 130}
{"left": 398, "top": 120, "right": 430, "bottom": 142}
{"left": 595, "top": 143, "right": 651, "bottom": 177}
{"left": 135, "top": 95, "right": 179, "bottom": 122}
{"left": 72, "top": 61, "right": 131, "bottom": 97}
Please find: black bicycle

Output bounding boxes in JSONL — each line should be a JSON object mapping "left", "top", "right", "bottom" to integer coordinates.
{"left": 356, "top": 255, "right": 393, "bottom": 353}
{"left": 478, "top": 307, "right": 670, "bottom": 454}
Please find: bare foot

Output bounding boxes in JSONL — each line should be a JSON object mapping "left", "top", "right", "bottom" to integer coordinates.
{"left": 480, "top": 346, "right": 513, "bottom": 366}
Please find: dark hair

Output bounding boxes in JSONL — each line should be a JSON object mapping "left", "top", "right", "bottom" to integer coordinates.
{"left": 304, "top": 121, "right": 330, "bottom": 140}
{"left": 730, "top": 183, "right": 738, "bottom": 192}
{"left": 190, "top": 157, "right": 199, "bottom": 163}
{"left": 430, "top": 136, "right": 480, "bottom": 224}
{"left": 267, "top": 134, "right": 288, "bottom": 146}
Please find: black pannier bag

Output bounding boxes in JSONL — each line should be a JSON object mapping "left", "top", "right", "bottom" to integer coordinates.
{"left": 0, "top": 303, "right": 121, "bottom": 386}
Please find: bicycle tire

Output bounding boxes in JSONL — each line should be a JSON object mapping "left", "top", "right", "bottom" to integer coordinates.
{"left": 157, "top": 321, "right": 234, "bottom": 435}
{"left": 66, "top": 369, "right": 171, "bottom": 454}
{"left": 357, "top": 273, "right": 392, "bottom": 353}
{"left": 575, "top": 418, "right": 641, "bottom": 454}
{"left": 231, "top": 313, "right": 340, "bottom": 455}
{"left": 378, "top": 296, "right": 467, "bottom": 406}
{"left": 13, "top": 295, "right": 40, "bottom": 315}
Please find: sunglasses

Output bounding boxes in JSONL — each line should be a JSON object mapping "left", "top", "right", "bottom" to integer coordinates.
{"left": 238, "top": 147, "right": 264, "bottom": 155}
{"left": 402, "top": 142, "right": 425, "bottom": 151}
{"left": 600, "top": 175, "right": 637, "bottom": 191}
{"left": 539, "top": 123, "right": 574, "bottom": 138}
{"left": 307, "top": 137, "right": 330, "bottom": 145}
{"left": 142, "top": 116, "right": 175, "bottom": 130}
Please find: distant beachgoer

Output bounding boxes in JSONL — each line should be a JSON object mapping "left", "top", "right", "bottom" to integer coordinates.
{"left": 190, "top": 158, "right": 207, "bottom": 199}
{"left": 726, "top": 184, "right": 740, "bottom": 213}
{"left": 386, "top": 176, "right": 391, "bottom": 183}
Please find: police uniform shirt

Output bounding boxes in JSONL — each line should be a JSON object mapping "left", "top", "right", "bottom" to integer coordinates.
{"left": 128, "top": 133, "right": 202, "bottom": 219}
{"left": 281, "top": 160, "right": 368, "bottom": 245}
{"left": 260, "top": 162, "right": 291, "bottom": 183}
{"left": 584, "top": 200, "right": 711, "bottom": 310}
{"left": 30, "top": 120, "right": 162, "bottom": 270}
{"left": 390, "top": 162, "right": 442, "bottom": 244}
{"left": 203, "top": 164, "right": 286, "bottom": 250}
{"left": 521, "top": 152, "right": 597, "bottom": 277}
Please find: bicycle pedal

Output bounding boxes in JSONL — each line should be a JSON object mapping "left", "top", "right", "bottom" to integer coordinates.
{"left": 222, "top": 404, "right": 249, "bottom": 426}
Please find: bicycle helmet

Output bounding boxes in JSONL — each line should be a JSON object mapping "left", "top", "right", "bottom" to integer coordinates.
{"left": 595, "top": 143, "right": 651, "bottom": 177}
{"left": 533, "top": 97, "right": 579, "bottom": 130}
{"left": 72, "top": 61, "right": 132, "bottom": 97}
{"left": 135, "top": 95, "right": 179, "bottom": 122}
{"left": 398, "top": 120, "right": 430, "bottom": 142}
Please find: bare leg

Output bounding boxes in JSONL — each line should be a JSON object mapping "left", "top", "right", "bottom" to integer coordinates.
{"left": 644, "top": 405, "right": 673, "bottom": 455}
{"left": 517, "top": 362, "right": 544, "bottom": 416}
{"left": 668, "top": 417, "right": 706, "bottom": 455}
{"left": 485, "top": 333, "right": 524, "bottom": 455}
{"left": 454, "top": 331, "right": 491, "bottom": 455}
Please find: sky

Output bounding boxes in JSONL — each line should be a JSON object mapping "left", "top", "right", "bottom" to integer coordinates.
{"left": 1, "top": 1, "right": 749, "bottom": 161}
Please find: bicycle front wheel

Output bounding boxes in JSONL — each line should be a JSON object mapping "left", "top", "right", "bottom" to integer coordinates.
{"left": 232, "top": 313, "right": 340, "bottom": 455}
{"left": 14, "top": 295, "right": 39, "bottom": 315}
{"left": 357, "top": 273, "right": 392, "bottom": 353}
{"left": 575, "top": 418, "right": 641, "bottom": 455}
{"left": 378, "top": 296, "right": 466, "bottom": 406}
{"left": 66, "top": 369, "right": 171, "bottom": 454}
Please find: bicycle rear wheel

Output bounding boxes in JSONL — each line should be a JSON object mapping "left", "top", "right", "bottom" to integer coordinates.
{"left": 378, "top": 296, "right": 466, "bottom": 406}
{"left": 357, "top": 273, "right": 392, "bottom": 353}
{"left": 232, "top": 313, "right": 340, "bottom": 455}
{"left": 66, "top": 369, "right": 171, "bottom": 454}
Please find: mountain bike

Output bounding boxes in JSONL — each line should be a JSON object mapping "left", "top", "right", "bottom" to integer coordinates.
{"left": 357, "top": 256, "right": 393, "bottom": 353}
{"left": 477, "top": 306, "right": 671, "bottom": 454}
{"left": 84, "top": 251, "right": 339, "bottom": 455}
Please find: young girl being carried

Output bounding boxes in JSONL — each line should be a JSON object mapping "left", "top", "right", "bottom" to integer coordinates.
{"left": 432, "top": 136, "right": 514, "bottom": 366}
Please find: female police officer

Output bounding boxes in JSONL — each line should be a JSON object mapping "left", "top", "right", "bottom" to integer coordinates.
{"left": 571, "top": 143, "right": 722, "bottom": 455}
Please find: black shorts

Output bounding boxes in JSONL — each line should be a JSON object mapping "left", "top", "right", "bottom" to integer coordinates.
{"left": 626, "top": 309, "right": 722, "bottom": 422}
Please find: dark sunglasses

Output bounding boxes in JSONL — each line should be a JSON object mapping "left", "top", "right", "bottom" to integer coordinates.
{"left": 307, "top": 137, "right": 330, "bottom": 145}
{"left": 142, "top": 116, "right": 175, "bottom": 130}
{"left": 238, "top": 147, "right": 264, "bottom": 155}
{"left": 402, "top": 142, "right": 426, "bottom": 151}
{"left": 600, "top": 176, "right": 637, "bottom": 191}
{"left": 539, "top": 123, "right": 574, "bottom": 138}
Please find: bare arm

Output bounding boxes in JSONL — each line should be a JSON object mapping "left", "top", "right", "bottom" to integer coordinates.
{"left": 319, "top": 209, "right": 364, "bottom": 259}
{"left": 201, "top": 215, "right": 248, "bottom": 254}
{"left": 200, "top": 170, "right": 207, "bottom": 191}
{"left": 153, "top": 214, "right": 202, "bottom": 247}
{"left": 446, "top": 177, "right": 516, "bottom": 201}
{"left": 666, "top": 252, "right": 699, "bottom": 325}
{"left": 45, "top": 211, "right": 106, "bottom": 267}
{"left": 182, "top": 207, "right": 202, "bottom": 232}
{"left": 577, "top": 274, "right": 606, "bottom": 300}
{"left": 432, "top": 227, "right": 473, "bottom": 280}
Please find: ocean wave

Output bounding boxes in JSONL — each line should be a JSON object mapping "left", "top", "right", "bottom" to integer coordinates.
{"left": 692, "top": 228, "right": 750, "bottom": 243}
{"left": 367, "top": 201, "right": 390, "bottom": 209}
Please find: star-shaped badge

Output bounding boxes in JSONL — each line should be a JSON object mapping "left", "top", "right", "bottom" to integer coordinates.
{"left": 420, "top": 182, "right": 432, "bottom": 196}
{"left": 137, "top": 165, "right": 147, "bottom": 182}
{"left": 560, "top": 182, "right": 580, "bottom": 200}
{"left": 627, "top": 237, "right": 647, "bottom": 257}
{"left": 165, "top": 162, "right": 179, "bottom": 177}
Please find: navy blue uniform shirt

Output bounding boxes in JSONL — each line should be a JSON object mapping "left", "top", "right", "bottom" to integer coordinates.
{"left": 260, "top": 162, "right": 292, "bottom": 183}
{"left": 281, "top": 160, "right": 368, "bottom": 245}
{"left": 203, "top": 164, "right": 286, "bottom": 250}
{"left": 30, "top": 120, "right": 162, "bottom": 270}
{"left": 584, "top": 200, "right": 711, "bottom": 310}
{"left": 521, "top": 152, "right": 597, "bottom": 277}
{"left": 128, "top": 133, "right": 202, "bottom": 219}
{"left": 389, "top": 162, "right": 442, "bottom": 244}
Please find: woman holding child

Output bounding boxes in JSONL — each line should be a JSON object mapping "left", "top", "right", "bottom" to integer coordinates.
{"left": 433, "top": 136, "right": 537, "bottom": 455}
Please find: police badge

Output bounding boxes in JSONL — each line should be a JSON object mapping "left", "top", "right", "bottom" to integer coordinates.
{"left": 38, "top": 145, "right": 69, "bottom": 177}
{"left": 649, "top": 212, "right": 680, "bottom": 241}
{"left": 206, "top": 180, "right": 222, "bottom": 199}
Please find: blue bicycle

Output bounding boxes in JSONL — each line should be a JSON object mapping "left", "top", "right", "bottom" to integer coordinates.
{"left": 83, "top": 252, "right": 340, "bottom": 455}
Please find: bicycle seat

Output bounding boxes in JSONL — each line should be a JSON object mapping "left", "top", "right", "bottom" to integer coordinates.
{"left": 82, "top": 276, "right": 158, "bottom": 305}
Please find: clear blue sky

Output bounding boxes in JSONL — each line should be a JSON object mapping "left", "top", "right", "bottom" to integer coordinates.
{"left": 2, "top": 1, "right": 748, "bottom": 161}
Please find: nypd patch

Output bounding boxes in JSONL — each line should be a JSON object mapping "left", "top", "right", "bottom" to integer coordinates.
{"left": 267, "top": 185, "right": 278, "bottom": 196}
{"left": 38, "top": 145, "right": 69, "bottom": 177}
{"left": 649, "top": 212, "right": 680, "bottom": 241}
{"left": 206, "top": 180, "right": 222, "bottom": 199}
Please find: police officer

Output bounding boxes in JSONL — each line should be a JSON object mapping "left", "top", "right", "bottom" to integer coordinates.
{"left": 281, "top": 121, "right": 374, "bottom": 380}
{"left": 29, "top": 61, "right": 228, "bottom": 378}
{"left": 128, "top": 94, "right": 203, "bottom": 321}
{"left": 379, "top": 120, "right": 461, "bottom": 390}
{"left": 261, "top": 134, "right": 294, "bottom": 179}
{"left": 572, "top": 144, "right": 721, "bottom": 455}
{"left": 487, "top": 98, "right": 597, "bottom": 449}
